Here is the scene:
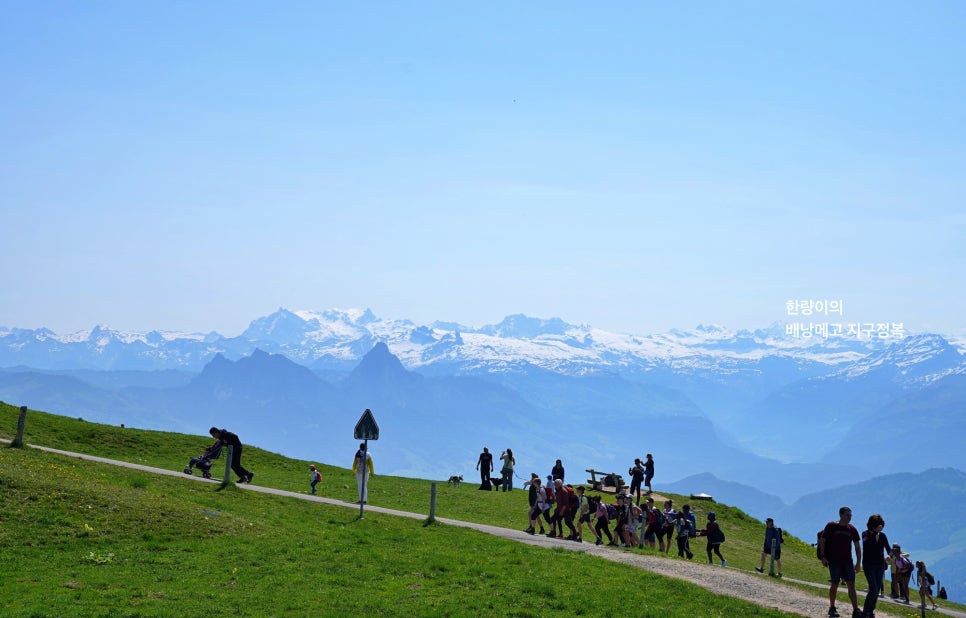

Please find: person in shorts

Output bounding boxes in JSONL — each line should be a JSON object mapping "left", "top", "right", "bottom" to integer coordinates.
{"left": 819, "top": 506, "right": 862, "bottom": 618}
{"left": 756, "top": 517, "right": 783, "bottom": 576}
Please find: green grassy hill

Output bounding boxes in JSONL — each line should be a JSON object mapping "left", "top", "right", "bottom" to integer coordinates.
{"left": 0, "top": 403, "right": 954, "bottom": 617}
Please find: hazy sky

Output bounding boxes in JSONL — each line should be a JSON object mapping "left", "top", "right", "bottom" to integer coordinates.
{"left": 3, "top": 2, "right": 964, "bottom": 337}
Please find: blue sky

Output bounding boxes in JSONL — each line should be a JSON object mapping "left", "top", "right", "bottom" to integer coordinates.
{"left": 3, "top": 2, "right": 964, "bottom": 337}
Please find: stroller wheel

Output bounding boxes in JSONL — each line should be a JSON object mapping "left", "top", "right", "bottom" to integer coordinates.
{"left": 183, "top": 467, "right": 192, "bottom": 475}
{"left": 203, "top": 471, "right": 212, "bottom": 479}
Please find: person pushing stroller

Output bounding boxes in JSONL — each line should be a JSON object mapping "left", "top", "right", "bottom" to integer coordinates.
{"left": 183, "top": 440, "right": 223, "bottom": 479}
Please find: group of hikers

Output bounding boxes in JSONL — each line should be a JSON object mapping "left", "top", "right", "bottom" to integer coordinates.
{"left": 819, "top": 506, "right": 941, "bottom": 618}
{"left": 194, "top": 434, "right": 946, "bottom": 614}
{"left": 521, "top": 474, "right": 727, "bottom": 564}
{"left": 474, "top": 447, "right": 945, "bottom": 616}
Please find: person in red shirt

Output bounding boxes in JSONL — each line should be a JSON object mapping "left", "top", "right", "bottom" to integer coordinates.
{"left": 819, "top": 506, "right": 862, "bottom": 618}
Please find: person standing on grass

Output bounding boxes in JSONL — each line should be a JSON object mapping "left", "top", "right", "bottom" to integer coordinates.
{"left": 476, "top": 447, "right": 494, "bottom": 488}
{"left": 860, "top": 513, "right": 890, "bottom": 618}
{"left": 819, "top": 506, "right": 862, "bottom": 618}
{"left": 756, "top": 518, "right": 784, "bottom": 576}
{"left": 643, "top": 453, "right": 655, "bottom": 494}
{"left": 551, "top": 459, "right": 565, "bottom": 484}
{"left": 628, "top": 458, "right": 645, "bottom": 504}
{"left": 351, "top": 443, "right": 374, "bottom": 504}
{"left": 209, "top": 427, "right": 253, "bottom": 484}
{"left": 309, "top": 464, "right": 322, "bottom": 495}
{"left": 499, "top": 449, "right": 515, "bottom": 492}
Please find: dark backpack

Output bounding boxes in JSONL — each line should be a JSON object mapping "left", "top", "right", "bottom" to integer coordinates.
{"left": 653, "top": 509, "right": 666, "bottom": 526}
{"left": 606, "top": 504, "right": 618, "bottom": 519}
{"left": 816, "top": 530, "right": 825, "bottom": 560}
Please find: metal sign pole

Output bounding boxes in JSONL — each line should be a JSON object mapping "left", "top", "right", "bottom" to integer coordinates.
{"left": 359, "top": 440, "right": 368, "bottom": 518}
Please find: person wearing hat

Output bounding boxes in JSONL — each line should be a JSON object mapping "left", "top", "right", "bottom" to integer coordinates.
{"left": 890, "top": 543, "right": 913, "bottom": 603}
{"left": 704, "top": 512, "right": 727, "bottom": 567}
{"left": 756, "top": 518, "right": 784, "bottom": 576}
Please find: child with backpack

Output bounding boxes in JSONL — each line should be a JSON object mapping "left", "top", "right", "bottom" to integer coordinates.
{"left": 309, "top": 464, "right": 322, "bottom": 495}
{"left": 594, "top": 496, "right": 614, "bottom": 546}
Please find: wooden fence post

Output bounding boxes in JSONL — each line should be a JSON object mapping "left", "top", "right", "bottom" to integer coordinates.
{"left": 11, "top": 406, "right": 28, "bottom": 447}
{"left": 429, "top": 482, "right": 437, "bottom": 523}
{"left": 223, "top": 445, "right": 234, "bottom": 484}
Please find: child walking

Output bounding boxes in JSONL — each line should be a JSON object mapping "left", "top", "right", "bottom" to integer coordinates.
{"left": 309, "top": 464, "right": 322, "bottom": 494}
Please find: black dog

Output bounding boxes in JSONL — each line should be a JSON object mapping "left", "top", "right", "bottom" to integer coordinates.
{"left": 447, "top": 474, "right": 463, "bottom": 487}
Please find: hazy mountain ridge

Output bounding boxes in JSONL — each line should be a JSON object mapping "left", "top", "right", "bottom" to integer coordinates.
{"left": 6, "top": 308, "right": 949, "bottom": 374}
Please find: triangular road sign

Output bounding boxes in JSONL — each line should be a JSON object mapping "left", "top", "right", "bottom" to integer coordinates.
{"left": 354, "top": 408, "right": 379, "bottom": 440}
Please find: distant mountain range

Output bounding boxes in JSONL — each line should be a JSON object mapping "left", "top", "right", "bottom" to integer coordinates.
{"left": 2, "top": 308, "right": 964, "bottom": 490}
{"left": 2, "top": 307, "right": 965, "bottom": 598}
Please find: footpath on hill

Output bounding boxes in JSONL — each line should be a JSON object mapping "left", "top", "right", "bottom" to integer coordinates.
{"left": 11, "top": 441, "right": 966, "bottom": 618}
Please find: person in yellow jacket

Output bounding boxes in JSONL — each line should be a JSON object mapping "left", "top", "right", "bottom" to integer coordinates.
{"left": 351, "top": 443, "right": 374, "bottom": 504}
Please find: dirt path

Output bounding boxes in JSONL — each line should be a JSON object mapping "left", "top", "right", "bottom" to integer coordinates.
{"left": 12, "top": 441, "right": 965, "bottom": 618}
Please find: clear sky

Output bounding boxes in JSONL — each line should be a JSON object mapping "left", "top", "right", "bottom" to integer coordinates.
{"left": 2, "top": 2, "right": 964, "bottom": 337}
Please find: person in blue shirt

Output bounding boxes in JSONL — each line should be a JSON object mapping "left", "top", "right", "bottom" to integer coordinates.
{"left": 756, "top": 518, "right": 784, "bottom": 576}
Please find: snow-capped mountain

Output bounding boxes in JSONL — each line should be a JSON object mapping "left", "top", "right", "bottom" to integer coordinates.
{"left": 3, "top": 307, "right": 955, "bottom": 378}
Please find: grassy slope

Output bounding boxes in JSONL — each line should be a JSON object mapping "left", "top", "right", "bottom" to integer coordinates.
{"left": 0, "top": 404, "right": 953, "bottom": 617}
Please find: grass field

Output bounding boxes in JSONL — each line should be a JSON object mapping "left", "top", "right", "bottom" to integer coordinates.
{"left": 0, "top": 403, "right": 956, "bottom": 617}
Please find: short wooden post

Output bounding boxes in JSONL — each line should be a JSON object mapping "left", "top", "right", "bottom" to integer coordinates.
{"left": 11, "top": 406, "right": 28, "bottom": 447}
{"left": 768, "top": 538, "right": 777, "bottom": 576}
{"left": 429, "top": 482, "right": 437, "bottom": 523}
{"left": 223, "top": 445, "right": 234, "bottom": 484}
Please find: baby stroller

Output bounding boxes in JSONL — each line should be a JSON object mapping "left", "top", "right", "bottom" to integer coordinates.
{"left": 183, "top": 441, "right": 223, "bottom": 479}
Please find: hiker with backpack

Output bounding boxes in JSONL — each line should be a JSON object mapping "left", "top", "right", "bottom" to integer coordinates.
{"left": 818, "top": 506, "right": 862, "bottom": 618}
{"left": 575, "top": 486, "right": 595, "bottom": 543}
{"left": 756, "top": 518, "right": 784, "bottom": 576}
{"left": 915, "top": 561, "right": 938, "bottom": 610}
{"left": 661, "top": 499, "right": 677, "bottom": 555}
{"left": 525, "top": 477, "right": 549, "bottom": 535}
{"left": 628, "top": 458, "right": 645, "bottom": 504}
{"left": 860, "top": 513, "right": 890, "bottom": 618}
{"left": 674, "top": 511, "right": 694, "bottom": 559}
{"left": 890, "top": 544, "right": 913, "bottom": 603}
{"left": 594, "top": 495, "right": 615, "bottom": 546}
{"left": 549, "top": 479, "right": 578, "bottom": 540}
{"left": 621, "top": 497, "right": 642, "bottom": 547}
{"left": 309, "top": 464, "right": 322, "bottom": 495}
{"left": 703, "top": 512, "right": 727, "bottom": 567}
{"left": 643, "top": 497, "right": 664, "bottom": 550}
